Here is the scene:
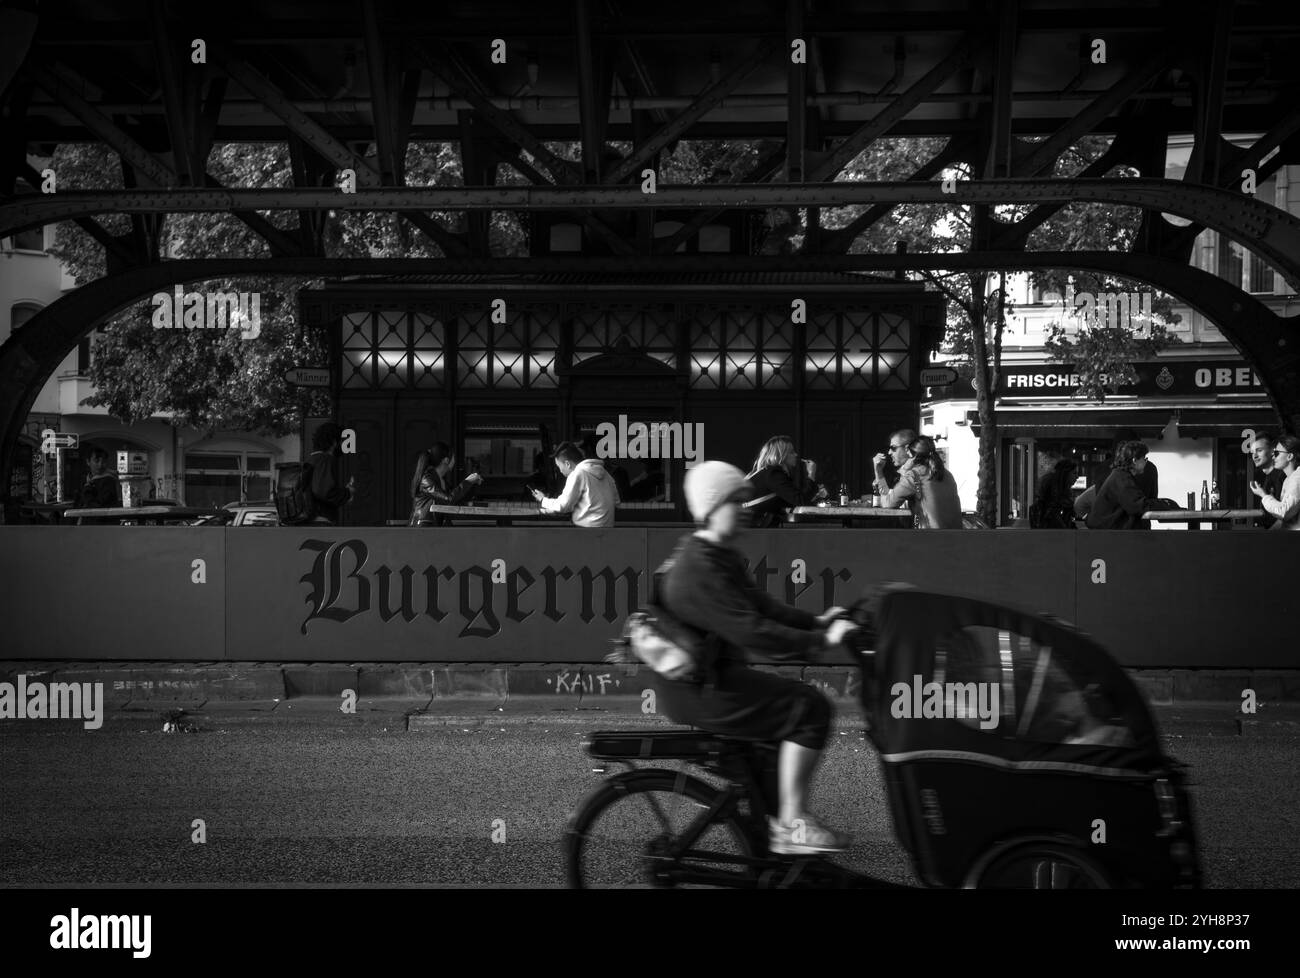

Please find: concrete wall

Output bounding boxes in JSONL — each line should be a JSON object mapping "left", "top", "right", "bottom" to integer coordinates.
{"left": 2, "top": 526, "right": 1296, "bottom": 668}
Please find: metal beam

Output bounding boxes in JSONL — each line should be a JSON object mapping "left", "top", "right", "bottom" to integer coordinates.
{"left": 18, "top": 162, "right": 137, "bottom": 266}
{"left": 1014, "top": 46, "right": 1174, "bottom": 176}
{"left": 983, "top": 0, "right": 1017, "bottom": 180}
{"left": 224, "top": 56, "right": 466, "bottom": 256}
{"left": 574, "top": 0, "right": 604, "bottom": 182}
{"left": 820, "top": 136, "right": 975, "bottom": 252}
{"left": 148, "top": 0, "right": 195, "bottom": 184}
{"left": 27, "top": 60, "right": 301, "bottom": 255}
{"left": 787, "top": 0, "right": 806, "bottom": 183}
{"left": 362, "top": 0, "right": 401, "bottom": 185}
{"left": 654, "top": 143, "right": 787, "bottom": 254}
{"left": 418, "top": 43, "right": 579, "bottom": 184}
{"left": 26, "top": 62, "right": 174, "bottom": 186}
{"left": 809, "top": 32, "right": 985, "bottom": 182}
{"left": 1184, "top": 1, "right": 1233, "bottom": 185}
{"left": 223, "top": 59, "right": 378, "bottom": 184}
{"left": 604, "top": 40, "right": 777, "bottom": 186}
{"left": 11, "top": 179, "right": 1300, "bottom": 289}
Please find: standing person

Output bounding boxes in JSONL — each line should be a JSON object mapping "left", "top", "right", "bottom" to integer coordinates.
{"left": 652, "top": 461, "right": 859, "bottom": 855}
{"left": 743, "top": 435, "right": 827, "bottom": 528}
{"left": 530, "top": 441, "right": 619, "bottom": 527}
{"left": 1085, "top": 441, "right": 1157, "bottom": 530}
{"left": 871, "top": 427, "right": 918, "bottom": 499}
{"left": 1251, "top": 434, "right": 1300, "bottom": 531}
{"left": 1250, "top": 433, "right": 1288, "bottom": 528}
{"left": 308, "top": 422, "right": 356, "bottom": 526}
{"left": 1031, "top": 458, "right": 1080, "bottom": 529}
{"left": 74, "top": 448, "right": 121, "bottom": 508}
{"left": 875, "top": 435, "right": 962, "bottom": 529}
{"left": 409, "top": 442, "right": 483, "bottom": 527}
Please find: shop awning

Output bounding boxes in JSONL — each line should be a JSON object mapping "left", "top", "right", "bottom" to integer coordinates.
{"left": 1175, "top": 407, "right": 1281, "bottom": 439}
{"left": 967, "top": 408, "right": 1172, "bottom": 440}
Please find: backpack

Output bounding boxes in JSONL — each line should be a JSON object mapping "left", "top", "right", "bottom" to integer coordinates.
{"left": 603, "top": 543, "right": 704, "bottom": 681}
{"left": 275, "top": 459, "right": 317, "bottom": 525}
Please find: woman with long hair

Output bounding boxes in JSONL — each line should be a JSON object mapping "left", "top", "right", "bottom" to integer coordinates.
{"left": 879, "top": 435, "right": 963, "bottom": 529}
{"left": 409, "top": 441, "right": 482, "bottom": 527}
{"left": 1251, "top": 433, "right": 1300, "bottom": 530}
{"left": 1085, "top": 441, "right": 1156, "bottom": 530}
{"left": 743, "top": 435, "right": 827, "bottom": 528}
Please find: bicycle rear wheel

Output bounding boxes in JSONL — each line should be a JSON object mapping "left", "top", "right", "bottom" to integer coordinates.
{"left": 564, "top": 769, "right": 757, "bottom": 889}
{"left": 966, "top": 840, "right": 1114, "bottom": 889}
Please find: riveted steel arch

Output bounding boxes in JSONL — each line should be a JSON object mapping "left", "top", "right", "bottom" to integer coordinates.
{"left": 5, "top": 178, "right": 1300, "bottom": 290}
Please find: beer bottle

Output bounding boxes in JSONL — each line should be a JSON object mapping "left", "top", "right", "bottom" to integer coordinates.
{"left": 839, "top": 483, "right": 849, "bottom": 506}
{"left": 1209, "top": 480, "right": 1220, "bottom": 509}
{"left": 1200, "top": 480, "right": 1209, "bottom": 511}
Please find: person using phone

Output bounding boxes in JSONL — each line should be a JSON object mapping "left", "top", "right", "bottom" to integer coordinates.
{"left": 530, "top": 441, "right": 619, "bottom": 527}
{"left": 409, "top": 441, "right": 483, "bottom": 527}
{"left": 743, "top": 435, "right": 827, "bottom": 528}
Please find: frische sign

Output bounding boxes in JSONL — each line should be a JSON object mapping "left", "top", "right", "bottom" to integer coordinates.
{"left": 957, "top": 361, "right": 1265, "bottom": 398}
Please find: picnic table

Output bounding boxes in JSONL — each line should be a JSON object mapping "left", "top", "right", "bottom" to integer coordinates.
{"left": 64, "top": 506, "right": 215, "bottom": 525}
{"left": 1140, "top": 508, "right": 1261, "bottom": 529}
{"left": 789, "top": 504, "right": 915, "bottom": 527}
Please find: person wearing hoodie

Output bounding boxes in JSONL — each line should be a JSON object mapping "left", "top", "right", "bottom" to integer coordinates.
{"left": 531, "top": 441, "right": 620, "bottom": 527}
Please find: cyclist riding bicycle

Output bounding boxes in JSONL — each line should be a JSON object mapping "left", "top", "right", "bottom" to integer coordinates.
{"left": 651, "top": 461, "right": 859, "bottom": 856}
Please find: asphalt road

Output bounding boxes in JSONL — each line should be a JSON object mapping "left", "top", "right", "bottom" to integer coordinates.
{"left": 1, "top": 714, "right": 1296, "bottom": 887}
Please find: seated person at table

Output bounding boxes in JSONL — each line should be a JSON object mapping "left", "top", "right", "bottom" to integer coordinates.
{"left": 1251, "top": 433, "right": 1300, "bottom": 531}
{"left": 530, "top": 441, "right": 619, "bottom": 528}
{"left": 409, "top": 441, "right": 483, "bottom": 527}
{"left": 744, "top": 435, "right": 827, "bottom": 527}
{"left": 876, "top": 435, "right": 963, "bottom": 530}
{"left": 74, "top": 448, "right": 121, "bottom": 508}
{"left": 1250, "top": 433, "right": 1288, "bottom": 528}
{"left": 872, "top": 427, "right": 917, "bottom": 497}
{"left": 1085, "top": 441, "right": 1156, "bottom": 531}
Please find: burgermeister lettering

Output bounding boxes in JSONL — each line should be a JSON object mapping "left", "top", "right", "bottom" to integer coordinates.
{"left": 296, "top": 543, "right": 856, "bottom": 639}
{"left": 299, "top": 540, "right": 641, "bottom": 638}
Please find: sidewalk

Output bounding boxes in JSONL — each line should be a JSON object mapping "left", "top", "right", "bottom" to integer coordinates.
{"left": 2, "top": 661, "right": 1298, "bottom": 736}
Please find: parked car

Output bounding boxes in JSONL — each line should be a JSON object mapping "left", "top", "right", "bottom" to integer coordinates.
{"left": 190, "top": 501, "right": 280, "bottom": 526}
{"left": 962, "top": 511, "right": 992, "bottom": 530}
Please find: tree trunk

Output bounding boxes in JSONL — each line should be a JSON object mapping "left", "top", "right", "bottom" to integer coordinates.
{"left": 969, "top": 271, "right": 998, "bottom": 525}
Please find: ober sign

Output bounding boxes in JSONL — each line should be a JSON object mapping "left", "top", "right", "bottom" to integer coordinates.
{"left": 919, "top": 367, "right": 960, "bottom": 387}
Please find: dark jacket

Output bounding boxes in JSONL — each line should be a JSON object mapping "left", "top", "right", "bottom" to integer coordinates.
{"left": 1085, "top": 468, "right": 1152, "bottom": 530}
{"left": 657, "top": 534, "right": 825, "bottom": 682}
{"left": 744, "top": 465, "right": 822, "bottom": 528}
{"left": 410, "top": 465, "right": 477, "bottom": 526}
{"left": 309, "top": 450, "right": 352, "bottom": 525}
{"left": 76, "top": 471, "right": 121, "bottom": 508}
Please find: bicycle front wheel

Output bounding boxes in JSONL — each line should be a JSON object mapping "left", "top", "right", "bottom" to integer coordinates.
{"left": 564, "top": 769, "right": 757, "bottom": 889}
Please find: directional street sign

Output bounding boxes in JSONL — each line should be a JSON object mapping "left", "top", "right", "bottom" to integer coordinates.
{"left": 284, "top": 367, "right": 331, "bottom": 387}
{"left": 42, "top": 430, "right": 78, "bottom": 451}
{"left": 919, "top": 366, "right": 960, "bottom": 387}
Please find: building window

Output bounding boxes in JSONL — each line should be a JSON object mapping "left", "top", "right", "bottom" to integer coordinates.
{"left": 456, "top": 304, "right": 559, "bottom": 389}
{"left": 1246, "top": 252, "right": 1276, "bottom": 295}
{"left": 342, "top": 310, "right": 447, "bottom": 390}
{"left": 804, "top": 310, "right": 911, "bottom": 390}
{"left": 689, "top": 307, "right": 792, "bottom": 389}
{"left": 570, "top": 304, "right": 677, "bottom": 370}
{"left": 184, "top": 452, "right": 272, "bottom": 508}
{"left": 3, "top": 228, "right": 45, "bottom": 252}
